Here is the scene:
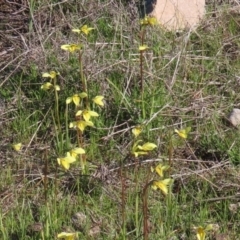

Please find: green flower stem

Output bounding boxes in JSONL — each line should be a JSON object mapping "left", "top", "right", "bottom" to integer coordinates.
{"left": 139, "top": 29, "right": 146, "bottom": 93}
{"left": 79, "top": 50, "right": 89, "bottom": 108}
{"left": 53, "top": 77, "right": 61, "bottom": 133}
{"left": 139, "top": 29, "right": 146, "bottom": 119}
{"left": 140, "top": 50, "right": 143, "bottom": 93}
{"left": 51, "top": 110, "right": 60, "bottom": 149}
{"left": 142, "top": 180, "right": 154, "bottom": 240}
{"left": 135, "top": 192, "right": 139, "bottom": 237}
{"left": 65, "top": 104, "right": 69, "bottom": 149}
{"left": 168, "top": 133, "right": 174, "bottom": 167}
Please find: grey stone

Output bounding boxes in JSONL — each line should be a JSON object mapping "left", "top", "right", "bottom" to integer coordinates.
{"left": 149, "top": 0, "right": 206, "bottom": 30}
{"left": 228, "top": 108, "right": 240, "bottom": 126}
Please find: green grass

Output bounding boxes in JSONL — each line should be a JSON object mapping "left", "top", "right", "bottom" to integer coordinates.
{"left": 1, "top": 1, "right": 240, "bottom": 239}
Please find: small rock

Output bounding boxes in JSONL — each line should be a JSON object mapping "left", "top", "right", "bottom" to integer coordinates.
{"left": 88, "top": 225, "right": 101, "bottom": 237}
{"left": 215, "top": 233, "right": 230, "bottom": 240}
{"left": 71, "top": 212, "right": 87, "bottom": 231}
{"left": 150, "top": 0, "right": 206, "bottom": 30}
{"left": 228, "top": 108, "right": 240, "bottom": 126}
{"left": 228, "top": 202, "right": 240, "bottom": 213}
{"left": 27, "top": 222, "right": 43, "bottom": 232}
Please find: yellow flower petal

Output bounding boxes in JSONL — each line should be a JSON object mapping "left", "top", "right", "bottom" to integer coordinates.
{"left": 92, "top": 96, "right": 104, "bottom": 107}
{"left": 174, "top": 127, "right": 191, "bottom": 139}
{"left": 66, "top": 97, "right": 72, "bottom": 104}
{"left": 72, "top": 94, "right": 80, "bottom": 106}
{"left": 41, "top": 82, "right": 53, "bottom": 90}
{"left": 75, "top": 110, "right": 83, "bottom": 117}
{"left": 54, "top": 85, "right": 60, "bottom": 91}
{"left": 140, "top": 17, "right": 149, "bottom": 25}
{"left": 133, "top": 151, "right": 148, "bottom": 157}
{"left": 140, "top": 16, "right": 157, "bottom": 26}
{"left": 66, "top": 94, "right": 81, "bottom": 106}
{"left": 138, "top": 142, "right": 157, "bottom": 151}
{"left": 57, "top": 232, "right": 76, "bottom": 240}
{"left": 81, "top": 25, "right": 94, "bottom": 35}
{"left": 69, "top": 122, "right": 76, "bottom": 128}
{"left": 61, "top": 44, "right": 82, "bottom": 53}
{"left": 42, "top": 71, "right": 58, "bottom": 79}
{"left": 152, "top": 179, "right": 173, "bottom": 195}
{"left": 82, "top": 109, "right": 99, "bottom": 121}
{"left": 72, "top": 28, "right": 81, "bottom": 33}
{"left": 155, "top": 164, "right": 169, "bottom": 178}
{"left": 57, "top": 152, "right": 76, "bottom": 170}
{"left": 132, "top": 125, "right": 142, "bottom": 137}
{"left": 76, "top": 120, "right": 94, "bottom": 132}
{"left": 70, "top": 147, "right": 85, "bottom": 158}
{"left": 131, "top": 140, "right": 155, "bottom": 157}
{"left": 148, "top": 17, "right": 157, "bottom": 26}
{"left": 196, "top": 227, "right": 206, "bottom": 240}
{"left": 139, "top": 45, "right": 149, "bottom": 51}
{"left": 12, "top": 143, "right": 22, "bottom": 151}
{"left": 205, "top": 224, "right": 214, "bottom": 231}
{"left": 79, "top": 92, "right": 88, "bottom": 98}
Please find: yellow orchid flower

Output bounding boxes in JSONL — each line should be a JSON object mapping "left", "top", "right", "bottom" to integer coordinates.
{"left": 57, "top": 232, "right": 76, "bottom": 240}
{"left": 92, "top": 96, "right": 104, "bottom": 107}
{"left": 174, "top": 127, "right": 191, "bottom": 139}
{"left": 152, "top": 164, "right": 170, "bottom": 178}
{"left": 42, "top": 71, "right": 59, "bottom": 79}
{"left": 75, "top": 110, "right": 82, "bottom": 116}
{"left": 57, "top": 152, "right": 76, "bottom": 170}
{"left": 41, "top": 82, "right": 60, "bottom": 91}
{"left": 72, "top": 28, "right": 81, "bottom": 33}
{"left": 82, "top": 109, "right": 99, "bottom": 121}
{"left": 80, "top": 25, "right": 94, "bottom": 35}
{"left": 69, "top": 147, "right": 85, "bottom": 158}
{"left": 148, "top": 17, "right": 157, "bottom": 26}
{"left": 76, "top": 109, "right": 99, "bottom": 121}
{"left": 196, "top": 224, "right": 213, "bottom": 240}
{"left": 196, "top": 227, "right": 206, "bottom": 240}
{"left": 131, "top": 141, "right": 157, "bottom": 157}
{"left": 140, "top": 16, "right": 157, "bottom": 26}
{"left": 139, "top": 45, "right": 149, "bottom": 51}
{"left": 69, "top": 120, "right": 94, "bottom": 132}
{"left": 12, "top": 143, "right": 22, "bottom": 151}
{"left": 41, "top": 82, "right": 53, "bottom": 90}
{"left": 66, "top": 94, "right": 80, "bottom": 106}
{"left": 132, "top": 148, "right": 149, "bottom": 158}
{"left": 61, "top": 44, "right": 82, "bottom": 52}
{"left": 137, "top": 142, "right": 157, "bottom": 151}
{"left": 152, "top": 178, "right": 173, "bottom": 195}
{"left": 140, "top": 16, "right": 149, "bottom": 25}
{"left": 72, "top": 25, "right": 94, "bottom": 35}
{"left": 66, "top": 92, "right": 88, "bottom": 106}
{"left": 132, "top": 125, "right": 142, "bottom": 137}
